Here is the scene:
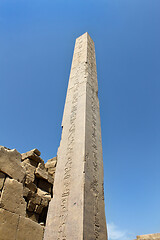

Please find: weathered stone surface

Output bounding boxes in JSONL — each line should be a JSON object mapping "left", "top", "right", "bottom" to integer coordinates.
{"left": 0, "top": 178, "right": 26, "bottom": 216}
{"left": 23, "top": 186, "right": 30, "bottom": 198}
{"left": 26, "top": 211, "right": 39, "bottom": 223}
{"left": 0, "top": 172, "right": 5, "bottom": 190}
{"left": 27, "top": 192, "right": 41, "bottom": 206}
{"left": 35, "top": 162, "right": 54, "bottom": 185}
{"left": 25, "top": 182, "right": 37, "bottom": 193}
{"left": 45, "top": 157, "right": 57, "bottom": 168}
{"left": 0, "top": 146, "right": 25, "bottom": 182}
{"left": 48, "top": 168, "right": 56, "bottom": 177}
{"left": 41, "top": 197, "right": 49, "bottom": 207}
{"left": 35, "top": 162, "right": 48, "bottom": 180}
{"left": 35, "top": 204, "right": 44, "bottom": 214}
{"left": 48, "top": 173, "right": 54, "bottom": 184}
{"left": 32, "top": 148, "right": 41, "bottom": 156}
{"left": 21, "top": 161, "right": 36, "bottom": 184}
{"left": 45, "top": 157, "right": 57, "bottom": 176}
{"left": 38, "top": 179, "right": 52, "bottom": 193}
{"left": 44, "top": 33, "right": 107, "bottom": 240}
{"left": 22, "top": 157, "right": 38, "bottom": 167}
{"left": 22, "top": 149, "right": 42, "bottom": 163}
{"left": 0, "top": 208, "right": 19, "bottom": 240}
{"left": 17, "top": 216, "right": 44, "bottom": 239}
{"left": 37, "top": 188, "right": 51, "bottom": 202}
{"left": 136, "top": 233, "right": 160, "bottom": 239}
{"left": 27, "top": 200, "right": 36, "bottom": 212}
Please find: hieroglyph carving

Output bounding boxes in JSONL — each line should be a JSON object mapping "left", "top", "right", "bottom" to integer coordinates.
{"left": 58, "top": 82, "right": 79, "bottom": 239}
{"left": 44, "top": 32, "right": 108, "bottom": 240}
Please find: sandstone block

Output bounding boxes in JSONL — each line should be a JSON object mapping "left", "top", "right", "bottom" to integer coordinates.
{"left": 17, "top": 216, "right": 44, "bottom": 239}
{"left": 0, "top": 178, "right": 26, "bottom": 216}
{"left": 45, "top": 157, "right": 57, "bottom": 179}
{"left": 35, "top": 162, "right": 48, "bottom": 180}
{"left": 41, "top": 197, "right": 49, "bottom": 207}
{"left": 23, "top": 187, "right": 30, "bottom": 198}
{"left": 38, "top": 179, "right": 52, "bottom": 193}
{"left": 29, "top": 192, "right": 41, "bottom": 205}
{"left": 0, "top": 172, "right": 5, "bottom": 190}
{"left": 48, "top": 173, "right": 54, "bottom": 184}
{"left": 36, "top": 162, "right": 54, "bottom": 184}
{"left": 0, "top": 208, "right": 19, "bottom": 240}
{"left": 27, "top": 200, "right": 36, "bottom": 212}
{"left": 0, "top": 146, "right": 25, "bottom": 182}
{"left": 35, "top": 204, "right": 44, "bottom": 214}
{"left": 47, "top": 167, "right": 56, "bottom": 176}
{"left": 26, "top": 211, "right": 39, "bottom": 223}
{"left": 48, "top": 168, "right": 56, "bottom": 177}
{"left": 137, "top": 233, "right": 160, "bottom": 239}
{"left": 21, "top": 161, "right": 36, "bottom": 184}
{"left": 22, "top": 149, "right": 43, "bottom": 163}
{"left": 22, "top": 158, "right": 38, "bottom": 167}
{"left": 45, "top": 157, "right": 57, "bottom": 169}
{"left": 25, "top": 182, "right": 37, "bottom": 193}
{"left": 32, "top": 148, "right": 41, "bottom": 156}
{"left": 37, "top": 188, "right": 51, "bottom": 202}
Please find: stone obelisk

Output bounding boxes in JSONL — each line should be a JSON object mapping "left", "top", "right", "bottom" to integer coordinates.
{"left": 44, "top": 32, "right": 108, "bottom": 240}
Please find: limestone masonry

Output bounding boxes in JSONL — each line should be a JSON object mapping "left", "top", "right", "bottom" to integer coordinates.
{"left": 44, "top": 32, "right": 108, "bottom": 240}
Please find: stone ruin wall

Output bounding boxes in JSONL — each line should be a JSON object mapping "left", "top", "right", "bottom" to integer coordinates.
{"left": 0, "top": 146, "right": 57, "bottom": 240}
{"left": 134, "top": 233, "right": 160, "bottom": 240}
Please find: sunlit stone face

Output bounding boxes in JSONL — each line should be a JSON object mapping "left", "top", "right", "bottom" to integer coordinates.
{"left": 44, "top": 32, "right": 108, "bottom": 240}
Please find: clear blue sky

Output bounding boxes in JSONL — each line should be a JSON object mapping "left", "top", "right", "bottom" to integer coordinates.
{"left": 0, "top": 1, "right": 160, "bottom": 239}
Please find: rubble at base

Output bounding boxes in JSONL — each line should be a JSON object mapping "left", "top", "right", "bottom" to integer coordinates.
{"left": 0, "top": 146, "right": 57, "bottom": 240}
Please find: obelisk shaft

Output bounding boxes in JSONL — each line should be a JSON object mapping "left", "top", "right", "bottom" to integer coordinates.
{"left": 44, "top": 33, "right": 107, "bottom": 240}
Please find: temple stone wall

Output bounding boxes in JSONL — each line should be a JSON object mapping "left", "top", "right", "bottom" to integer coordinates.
{"left": 0, "top": 146, "right": 57, "bottom": 240}
{"left": 134, "top": 233, "right": 160, "bottom": 240}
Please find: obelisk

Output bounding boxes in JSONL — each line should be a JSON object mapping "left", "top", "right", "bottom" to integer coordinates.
{"left": 44, "top": 32, "right": 108, "bottom": 240}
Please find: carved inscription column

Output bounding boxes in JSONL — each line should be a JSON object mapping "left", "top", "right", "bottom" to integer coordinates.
{"left": 44, "top": 32, "right": 108, "bottom": 240}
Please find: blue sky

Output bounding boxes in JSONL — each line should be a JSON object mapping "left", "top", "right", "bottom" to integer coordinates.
{"left": 0, "top": 0, "right": 160, "bottom": 239}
